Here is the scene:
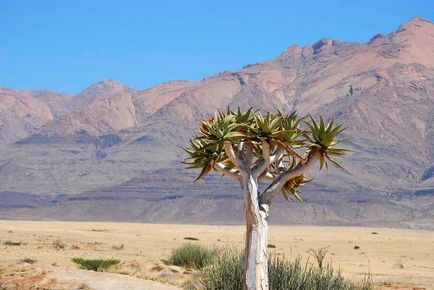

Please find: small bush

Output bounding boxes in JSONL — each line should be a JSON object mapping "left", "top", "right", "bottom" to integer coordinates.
{"left": 91, "top": 229, "right": 109, "bottom": 232}
{"left": 72, "top": 257, "right": 120, "bottom": 271}
{"left": 169, "top": 243, "right": 215, "bottom": 269}
{"left": 396, "top": 259, "right": 404, "bottom": 269}
{"left": 198, "top": 249, "right": 242, "bottom": 290}
{"left": 184, "top": 237, "right": 199, "bottom": 241}
{"left": 3, "top": 240, "right": 21, "bottom": 246}
{"left": 112, "top": 244, "right": 124, "bottom": 250}
{"left": 21, "top": 258, "right": 36, "bottom": 264}
{"left": 160, "top": 258, "right": 171, "bottom": 265}
{"left": 194, "top": 249, "right": 371, "bottom": 290}
{"left": 307, "top": 247, "right": 329, "bottom": 269}
{"left": 269, "top": 256, "right": 356, "bottom": 290}
{"left": 53, "top": 239, "right": 66, "bottom": 249}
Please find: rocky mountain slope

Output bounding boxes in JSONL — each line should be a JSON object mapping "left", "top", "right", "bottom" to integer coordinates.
{"left": 0, "top": 17, "right": 433, "bottom": 228}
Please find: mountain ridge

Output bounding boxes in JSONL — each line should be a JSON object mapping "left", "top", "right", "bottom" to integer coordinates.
{"left": 0, "top": 17, "right": 433, "bottom": 228}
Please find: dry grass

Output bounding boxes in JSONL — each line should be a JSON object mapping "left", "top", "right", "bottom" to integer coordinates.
{"left": 0, "top": 220, "right": 433, "bottom": 289}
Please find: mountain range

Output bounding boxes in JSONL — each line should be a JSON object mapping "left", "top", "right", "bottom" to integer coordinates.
{"left": 0, "top": 17, "right": 433, "bottom": 228}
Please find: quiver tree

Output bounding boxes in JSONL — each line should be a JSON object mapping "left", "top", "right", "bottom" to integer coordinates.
{"left": 184, "top": 108, "right": 349, "bottom": 290}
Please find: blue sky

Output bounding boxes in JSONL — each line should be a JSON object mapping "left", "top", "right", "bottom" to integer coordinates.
{"left": 0, "top": 0, "right": 433, "bottom": 95}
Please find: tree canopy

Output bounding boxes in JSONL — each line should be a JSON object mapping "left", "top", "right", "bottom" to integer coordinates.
{"left": 184, "top": 108, "right": 349, "bottom": 202}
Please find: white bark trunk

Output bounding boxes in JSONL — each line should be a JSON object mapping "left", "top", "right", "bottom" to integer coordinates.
{"left": 242, "top": 174, "right": 269, "bottom": 290}
{"left": 221, "top": 142, "right": 321, "bottom": 290}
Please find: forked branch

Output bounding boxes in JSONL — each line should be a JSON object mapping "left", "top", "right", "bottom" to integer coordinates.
{"left": 214, "top": 162, "right": 241, "bottom": 181}
{"left": 223, "top": 141, "right": 247, "bottom": 172}
{"left": 253, "top": 143, "right": 285, "bottom": 178}
{"left": 259, "top": 151, "right": 320, "bottom": 205}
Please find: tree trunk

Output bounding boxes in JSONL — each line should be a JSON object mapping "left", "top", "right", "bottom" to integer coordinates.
{"left": 242, "top": 174, "right": 269, "bottom": 290}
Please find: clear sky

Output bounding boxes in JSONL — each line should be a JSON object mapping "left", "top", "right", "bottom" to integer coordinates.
{"left": 0, "top": 0, "right": 433, "bottom": 95}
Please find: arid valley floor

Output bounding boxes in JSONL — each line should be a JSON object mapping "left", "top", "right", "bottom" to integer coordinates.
{"left": 0, "top": 221, "right": 433, "bottom": 289}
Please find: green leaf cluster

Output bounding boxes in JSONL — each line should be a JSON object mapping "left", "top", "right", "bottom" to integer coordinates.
{"left": 303, "top": 116, "right": 351, "bottom": 171}
{"left": 184, "top": 108, "right": 350, "bottom": 200}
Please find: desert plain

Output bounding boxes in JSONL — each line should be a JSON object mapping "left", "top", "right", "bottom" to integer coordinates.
{"left": 0, "top": 220, "right": 433, "bottom": 289}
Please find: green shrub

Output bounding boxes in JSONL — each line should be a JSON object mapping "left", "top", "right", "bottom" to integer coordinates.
{"left": 3, "top": 240, "right": 21, "bottom": 246}
{"left": 72, "top": 257, "right": 120, "bottom": 271}
{"left": 169, "top": 243, "right": 215, "bottom": 269}
{"left": 197, "top": 249, "right": 243, "bottom": 290}
{"left": 268, "top": 256, "right": 356, "bottom": 290}
{"left": 193, "top": 249, "right": 371, "bottom": 290}
{"left": 184, "top": 237, "right": 200, "bottom": 241}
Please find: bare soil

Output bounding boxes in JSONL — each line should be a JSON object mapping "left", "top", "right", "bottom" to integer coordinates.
{"left": 0, "top": 221, "right": 433, "bottom": 289}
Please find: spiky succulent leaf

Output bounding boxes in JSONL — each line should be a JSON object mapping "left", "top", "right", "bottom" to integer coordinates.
{"left": 303, "top": 116, "right": 350, "bottom": 171}
{"left": 184, "top": 108, "right": 349, "bottom": 183}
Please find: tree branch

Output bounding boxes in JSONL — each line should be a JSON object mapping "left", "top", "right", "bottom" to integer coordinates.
{"left": 214, "top": 162, "right": 241, "bottom": 181}
{"left": 259, "top": 151, "right": 320, "bottom": 205}
{"left": 223, "top": 141, "right": 247, "bottom": 171}
{"left": 271, "top": 147, "right": 285, "bottom": 164}
{"left": 238, "top": 140, "right": 245, "bottom": 161}
{"left": 245, "top": 142, "right": 254, "bottom": 167}
{"left": 258, "top": 171, "right": 275, "bottom": 181}
{"left": 253, "top": 143, "right": 285, "bottom": 178}
{"left": 252, "top": 139, "right": 270, "bottom": 177}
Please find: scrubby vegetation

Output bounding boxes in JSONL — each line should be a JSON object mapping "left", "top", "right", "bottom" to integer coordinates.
{"left": 307, "top": 247, "right": 329, "bottom": 269}
{"left": 52, "top": 239, "right": 66, "bottom": 249}
{"left": 72, "top": 257, "right": 120, "bottom": 271}
{"left": 184, "top": 237, "right": 200, "bottom": 241}
{"left": 193, "top": 249, "right": 242, "bottom": 290}
{"left": 112, "top": 244, "right": 124, "bottom": 250}
{"left": 20, "top": 258, "right": 36, "bottom": 264}
{"left": 268, "top": 256, "right": 371, "bottom": 290}
{"left": 3, "top": 240, "right": 21, "bottom": 246}
{"left": 182, "top": 246, "right": 371, "bottom": 290}
{"left": 168, "top": 243, "right": 215, "bottom": 269}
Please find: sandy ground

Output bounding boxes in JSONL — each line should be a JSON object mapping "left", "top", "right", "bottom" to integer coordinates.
{"left": 0, "top": 221, "right": 433, "bottom": 289}
{"left": 0, "top": 263, "right": 180, "bottom": 290}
